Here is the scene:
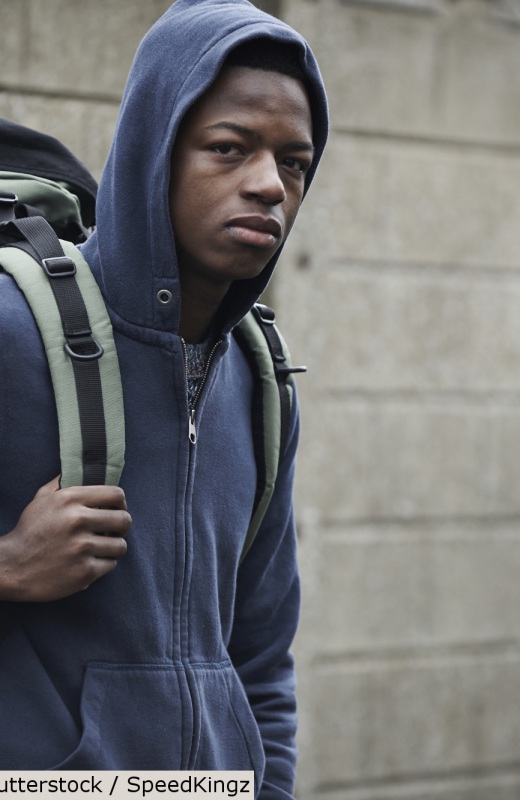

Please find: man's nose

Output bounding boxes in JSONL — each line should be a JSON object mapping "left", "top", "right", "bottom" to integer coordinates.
{"left": 240, "top": 153, "right": 286, "bottom": 205}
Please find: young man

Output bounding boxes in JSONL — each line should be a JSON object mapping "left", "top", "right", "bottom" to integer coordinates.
{"left": 0, "top": 1, "right": 328, "bottom": 796}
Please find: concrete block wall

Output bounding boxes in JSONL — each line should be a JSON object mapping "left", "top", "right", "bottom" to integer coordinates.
{"left": 2, "top": 1, "right": 520, "bottom": 798}
{"left": 276, "top": 0, "right": 520, "bottom": 798}
{"left": 0, "top": 0, "right": 173, "bottom": 177}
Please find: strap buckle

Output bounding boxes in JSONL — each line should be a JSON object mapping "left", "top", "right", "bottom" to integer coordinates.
{"left": 64, "top": 335, "right": 104, "bottom": 361}
{"left": 42, "top": 256, "right": 77, "bottom": 278}
{"left": 0, "top": 192, "right": 19, "bottom": 225}
{"left": 0, "top": 191, "right": 18, "bottom": 205}
{"left": 252, "top": 303, "right": 276, "bottom": 325}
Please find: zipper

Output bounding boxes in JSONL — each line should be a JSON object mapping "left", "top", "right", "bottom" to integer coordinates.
{"left": 182, "top": 338, "right": 222, "bottom": 445}
{"left": 179, "top": 335, "right": 221, "bottom": 768}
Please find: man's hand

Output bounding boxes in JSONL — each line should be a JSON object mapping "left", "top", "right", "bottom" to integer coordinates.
{"left": 0, "top": 477, "right": 132, "bottom": 602}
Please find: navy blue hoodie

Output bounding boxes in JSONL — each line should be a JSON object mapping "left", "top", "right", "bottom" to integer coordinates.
{"left": 0, "top": 1, "right": 328, "bottom": 796}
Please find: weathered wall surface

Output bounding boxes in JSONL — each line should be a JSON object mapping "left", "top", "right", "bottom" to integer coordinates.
{"left": 2, "top": 1, "right": 520, "bottom": 798}
{"left": 277, "top": 1, "right": 520, "bottom": 798}
{"left": 0, "top": 0, "right": 173, "bottom": 177}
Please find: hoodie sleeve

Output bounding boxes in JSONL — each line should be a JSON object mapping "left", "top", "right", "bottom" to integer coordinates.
{"left": 228, "top": 393, "right": 301, "bottom": 800}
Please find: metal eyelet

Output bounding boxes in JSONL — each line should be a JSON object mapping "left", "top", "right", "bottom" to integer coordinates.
{"left": 157, "top": 289, "right": 173, "bottom": 306}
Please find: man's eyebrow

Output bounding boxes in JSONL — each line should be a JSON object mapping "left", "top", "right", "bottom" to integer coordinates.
{"left": 204, "top": 121, "right": 315, "bottom": 153}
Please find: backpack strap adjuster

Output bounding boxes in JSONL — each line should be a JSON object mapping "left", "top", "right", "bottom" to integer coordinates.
{"left": 64, "top": 335, "right": 104, "bottom": 361}
{"left": 253, "top": 302, "right": 276, "bottom": 325}
{"left": 0, "top": 191, "right": 17, "bottom": 204}
{"left": 42, "top": 256, "right": 77, "bottom": 278}
{"left": 0, "top": 191, "right": 18, "bottom": 224}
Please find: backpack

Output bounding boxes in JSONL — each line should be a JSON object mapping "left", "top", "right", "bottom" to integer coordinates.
{"left": 0, "top": 119, "right": 304, "bottom": 562}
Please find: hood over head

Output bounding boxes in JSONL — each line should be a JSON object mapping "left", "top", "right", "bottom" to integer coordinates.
{"left": 81, "top": 0, "right": 328, "bottom": 336}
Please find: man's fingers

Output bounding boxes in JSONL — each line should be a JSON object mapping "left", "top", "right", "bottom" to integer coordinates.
{"left": 59, "top": 484, "right": 129, "bottom": 511}
{"left": 85, "top": 557, "right": 120, "bottom": 587}
{"left": 88, "top": 508, "right": 132, "bottom": 535}
{"left": 34, "top": 481, "right": 129, "bottom": 513}
{"left": 89, "top": 534, "right": 128, "bottom": 559}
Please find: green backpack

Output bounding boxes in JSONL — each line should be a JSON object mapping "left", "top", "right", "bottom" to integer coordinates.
{"left": 0, "top": 121, "right": 304, "bottom": 561}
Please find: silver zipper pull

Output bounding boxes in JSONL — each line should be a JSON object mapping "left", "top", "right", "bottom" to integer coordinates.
{"left": 189, "top": 407, "right": 197, "bottom": 444}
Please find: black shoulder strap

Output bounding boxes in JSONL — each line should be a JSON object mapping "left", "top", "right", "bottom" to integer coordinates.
{"left": 0, "top": 197, "right": 116, "bottom": 486}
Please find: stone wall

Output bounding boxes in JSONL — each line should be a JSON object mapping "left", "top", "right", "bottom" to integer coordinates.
{"left": 278, "top": 1, "right": 520, "bottom": 798}
{"left": 2, "top": 1, "right": 520, "bottom": 797}
{"left": 0, "top": 0, "right": 173, "bottom": 177}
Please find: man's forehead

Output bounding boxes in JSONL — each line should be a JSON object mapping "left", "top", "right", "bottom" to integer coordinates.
{"left": 184, "top": 66, "right": 312, "bottom": 133}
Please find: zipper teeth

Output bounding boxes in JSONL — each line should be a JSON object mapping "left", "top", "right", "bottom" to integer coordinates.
{"left": 181, "top": 338, "right": 189, "bottom": 401}
{"left": 190, "top": 338, "right": 222, "bottom": 412}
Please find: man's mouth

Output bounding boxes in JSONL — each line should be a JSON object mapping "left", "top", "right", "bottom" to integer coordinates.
{"left": 224, "top": 215, "right": 282, "bottom": 248}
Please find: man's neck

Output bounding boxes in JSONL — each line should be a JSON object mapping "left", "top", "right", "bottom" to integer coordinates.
{"left": 178, "top": 272, "right": 230, "bottom": 343}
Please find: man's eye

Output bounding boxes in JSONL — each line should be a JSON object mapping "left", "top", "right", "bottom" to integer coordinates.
{"left": 212, "top": 144, "right": 239, "bottom": 155}
{"left": 282, "top": 157, "right": 309, "bottom": 174}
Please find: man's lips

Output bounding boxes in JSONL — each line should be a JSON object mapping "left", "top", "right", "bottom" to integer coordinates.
{"left": 224, "top": 215, "right": 282, "bottom": 248}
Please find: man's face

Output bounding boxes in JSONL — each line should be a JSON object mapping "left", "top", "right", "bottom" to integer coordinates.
{"left": 169, "top": 65, "right": 314, "bottom": 289}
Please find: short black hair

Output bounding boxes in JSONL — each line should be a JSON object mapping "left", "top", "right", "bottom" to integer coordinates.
{"left": 223, "top": 37, "right": 307, "bottom": 86}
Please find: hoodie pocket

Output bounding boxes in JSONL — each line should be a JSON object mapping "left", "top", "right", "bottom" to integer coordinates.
{"left": 0, "top": 625, "right": 80, "bottom": 770}
{"left": 50, "top": 663, "right": 186, "bottom": 770}
{"left": 191, "top": 664, "right": 265, "bottom": 780}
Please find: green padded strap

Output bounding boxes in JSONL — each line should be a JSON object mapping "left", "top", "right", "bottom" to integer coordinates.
{"left": 0, "top": 241, "right": 125, "bottom": 487}
{"left": 237, "top": 309, "right": 294, "bottom": 563}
